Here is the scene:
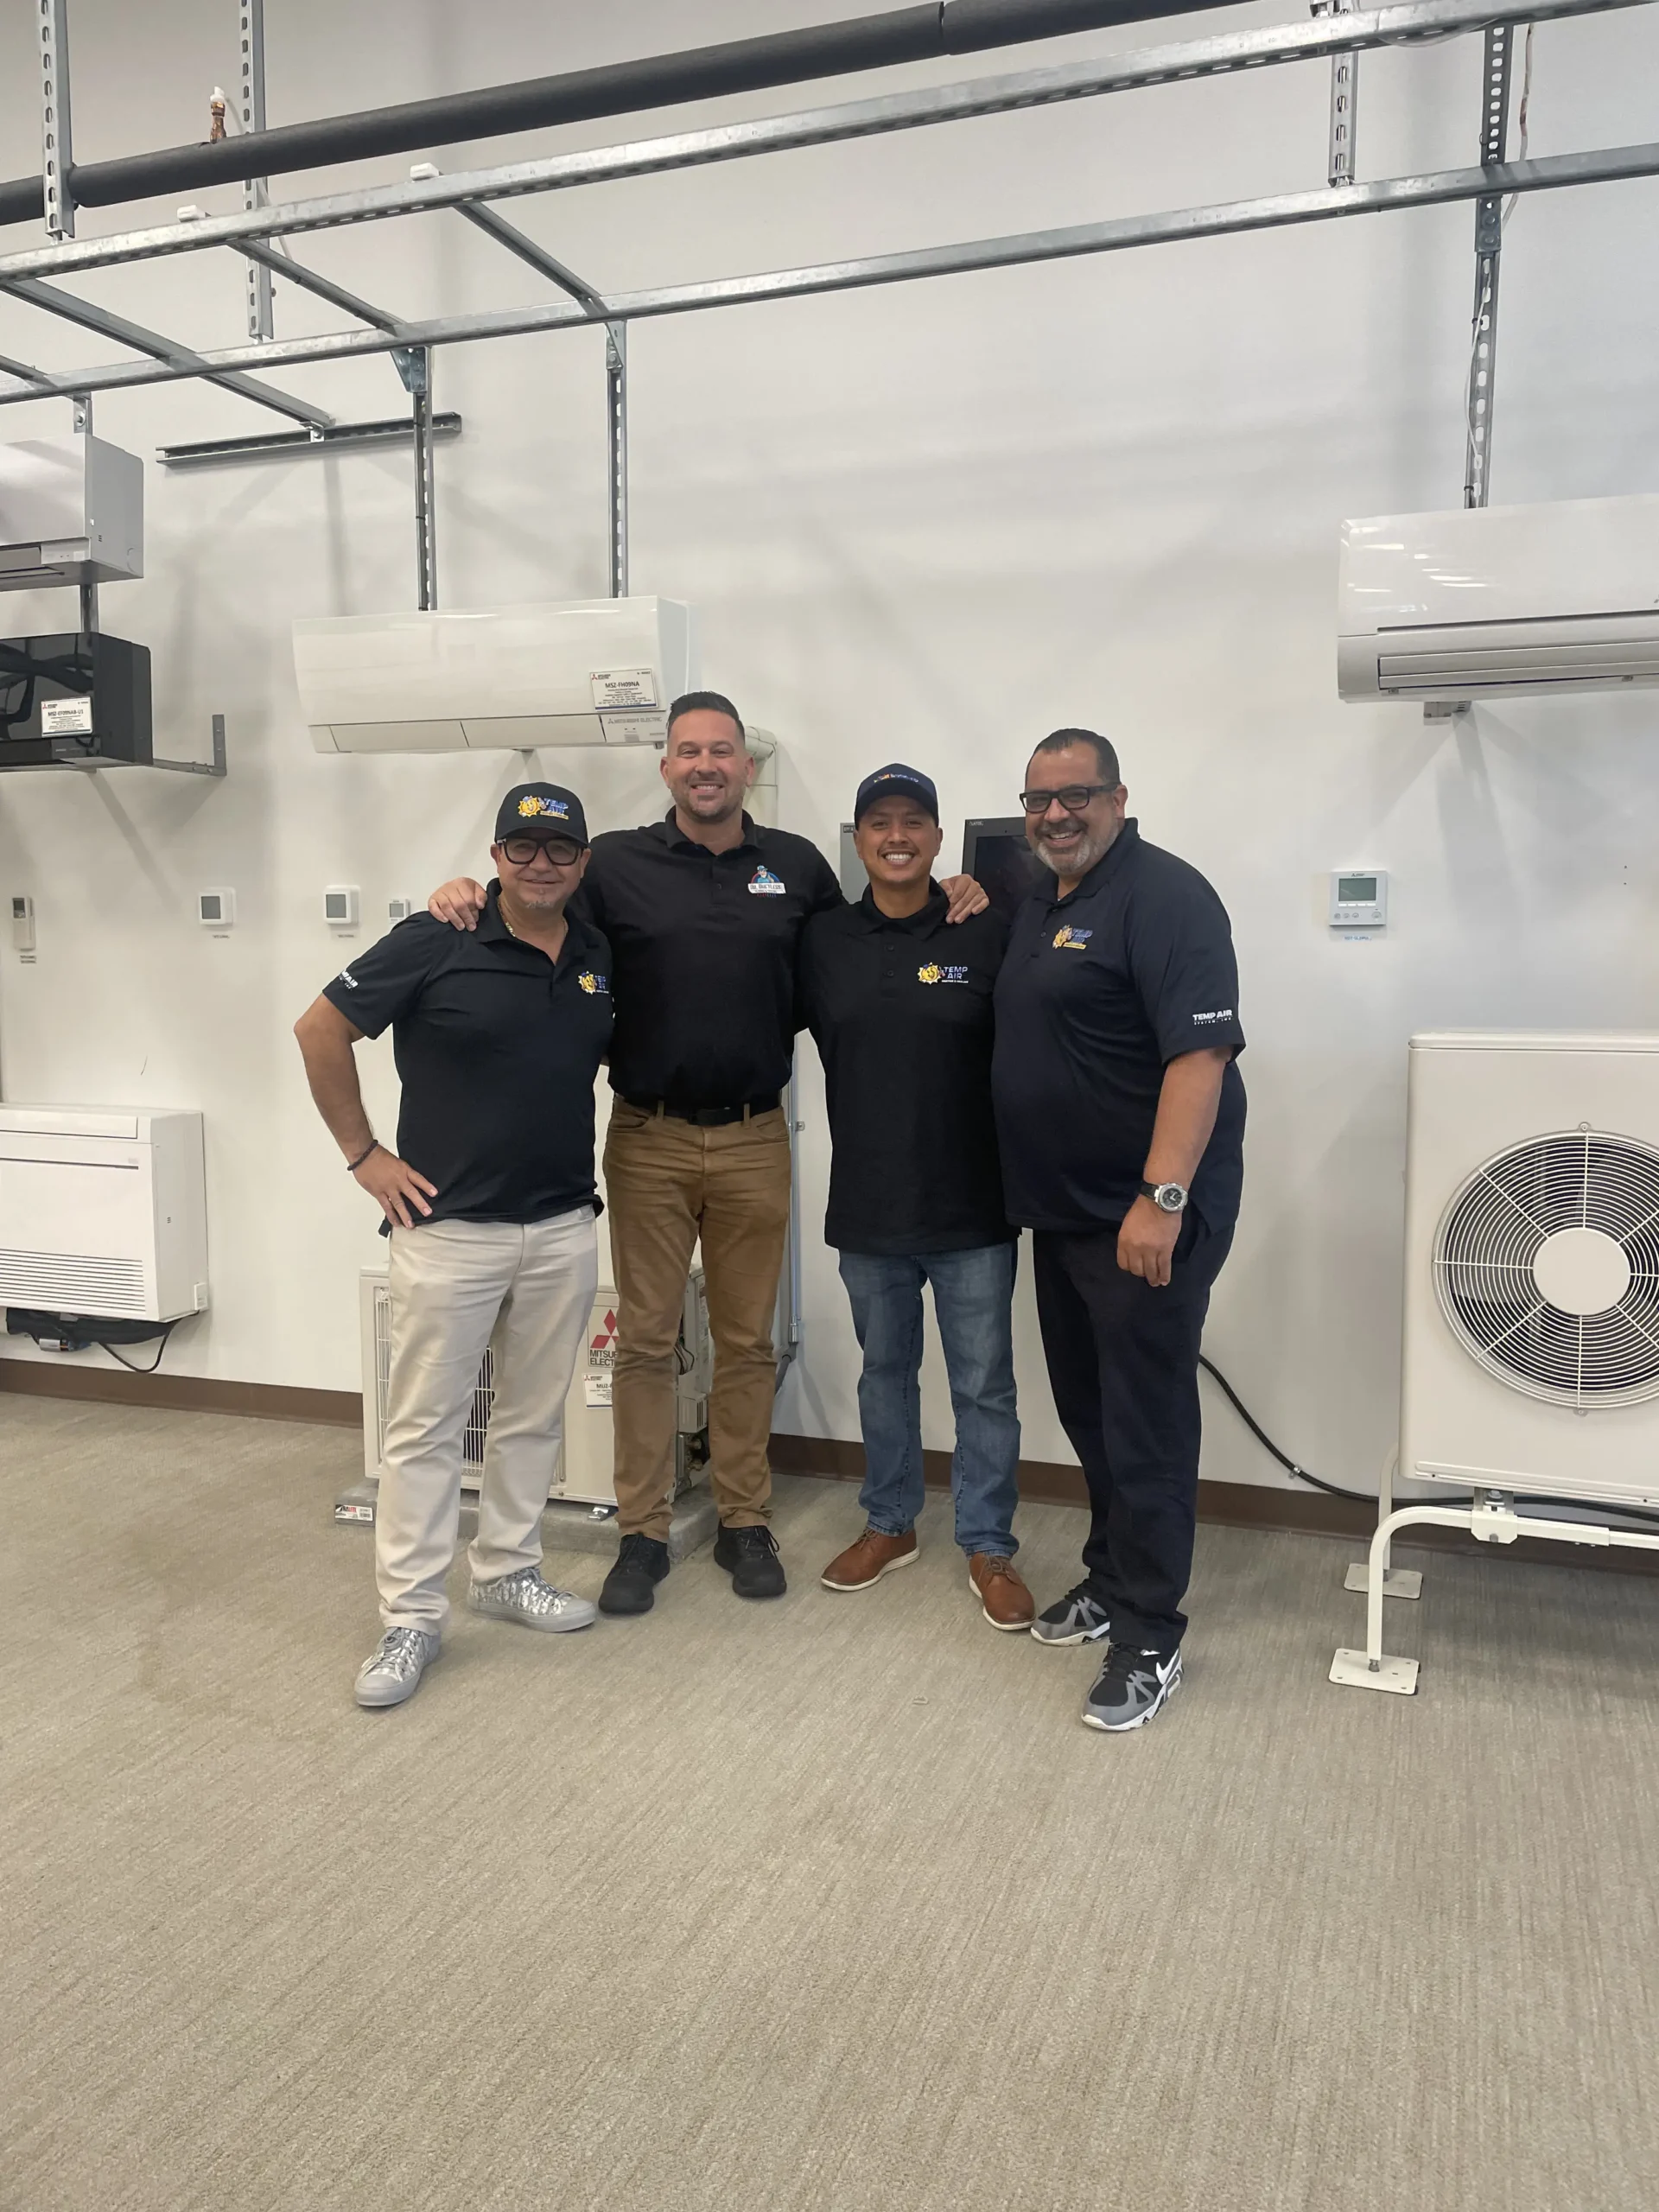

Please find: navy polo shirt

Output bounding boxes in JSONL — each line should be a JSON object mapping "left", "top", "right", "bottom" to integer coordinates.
{"left": 800, "top": 887, "right": 1013, "bottom": 1255}
{"left": 992, "top": 820, "right": 1246, "bottom": 1234}
{"left": 580, "top": 810, "right": 841, "bottom": 1109}
{"left": 321, "top": 887, "right": 613, "bottom": 1226}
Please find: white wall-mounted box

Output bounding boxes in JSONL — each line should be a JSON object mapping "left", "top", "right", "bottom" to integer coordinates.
{"left": 0, "top": 1105, "right": 207, "bottom": 1321}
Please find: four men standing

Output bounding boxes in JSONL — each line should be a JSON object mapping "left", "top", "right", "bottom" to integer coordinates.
{"left": 299, "top": 702, "right": 1244, "bottom": 1732}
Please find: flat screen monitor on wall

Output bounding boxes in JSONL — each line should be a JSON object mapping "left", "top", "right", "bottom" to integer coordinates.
{"left": 961, "top": 817, "right": 1043, "bottom": 922}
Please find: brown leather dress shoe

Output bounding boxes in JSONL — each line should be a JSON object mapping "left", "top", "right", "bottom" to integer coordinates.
{"left": 820, "top": 1526, "right": 919, "bottom": 1592}
{"left": 968, "top": 1553, "right": 1035, "bottom": 1631}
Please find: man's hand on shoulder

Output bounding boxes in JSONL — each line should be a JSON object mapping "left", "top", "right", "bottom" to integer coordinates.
{"left": 354, "top": 1146, "right": 439, "bottom": 1229}
{"left": 939, "top": 874, "right": 990, "bottom": 924}
{"left": 429, "top": 877, "right": 486, "bottom": 931}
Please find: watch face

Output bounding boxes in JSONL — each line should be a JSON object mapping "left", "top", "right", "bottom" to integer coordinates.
{"left": 1156, "top": 1184, "right": 1186, "bottom": 1212}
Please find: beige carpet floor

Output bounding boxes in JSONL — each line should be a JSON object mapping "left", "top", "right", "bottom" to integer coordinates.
{"left": 2, "top": 1395, "right": 1657, "bottom": 2212}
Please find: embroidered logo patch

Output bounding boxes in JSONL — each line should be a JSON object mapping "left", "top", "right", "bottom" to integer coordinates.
{"left": 336, "top": 968, "right": 359, "bottom": 989}
{"left": 748, "top": 866, "right": 786, "bottom": 895}
{"left": 918, "top": 963, "right": 969, "bottom": 985}
{"left": 1052, "top": 925, "right": 1093, "bottom": 950}
{"left": 578, "top": 971, "right": 609, "bottom": 995}
{"left": 518, "top": 794, "right": 569, "bottom": 819}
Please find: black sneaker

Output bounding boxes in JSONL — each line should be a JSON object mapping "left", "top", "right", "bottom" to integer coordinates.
{"left": 598, "top": 1534, "right": 671, "bottom": 1617}
{"left": 713, "top": 1522, "right": 787, "bottom": 1600}
{"left": 1082, "top": 1644, "right": 1182, "bottom": 1732}
{"left": 1030, "top": 1580, "right": 1112, "bottom": 1647}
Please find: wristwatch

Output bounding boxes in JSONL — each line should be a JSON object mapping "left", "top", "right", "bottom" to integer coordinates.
{"left": 1139, "top": 1179, "right": 1189, "bottom": 1214}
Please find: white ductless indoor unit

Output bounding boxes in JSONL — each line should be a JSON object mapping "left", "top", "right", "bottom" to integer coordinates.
{"left": 1338, "top": 494, "right": 1659, "bottom": 705}
{"left": 294, "top": 597, "right": 694, "bottom": 753}
{"left": 0, "top": 1105, "right": 207, "bottom": 1320}
{"left": 0, "top": 433, "right": 143, "bottom": 591}
{"left": 1401, "top": 1033, "right": 1659, "bottom": 1510}
{"left": 359, "top": 1267, "right": 711, "bottom": 1509}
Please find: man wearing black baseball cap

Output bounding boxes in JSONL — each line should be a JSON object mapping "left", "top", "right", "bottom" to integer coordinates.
{"left": 801, "top": 764, "right": 1031, "bottom": 1630}
{"left": 295, "top": 784, "right": 614, "bottom": 1708}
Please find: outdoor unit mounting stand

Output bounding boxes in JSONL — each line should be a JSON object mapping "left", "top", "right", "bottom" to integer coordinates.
{"left": 1333, "top": 1033, "right": 1659, "bottom": 1695}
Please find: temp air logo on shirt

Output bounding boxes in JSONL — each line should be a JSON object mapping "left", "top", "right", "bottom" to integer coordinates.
{"left": 1192, "top": 1008, "right": 1234, "bottom": 1027}
{"left": 336, "top": 967, "right": 359, "bottom": 989}
{"left": 577, "top": 971, "right": 610, "bottom": 996}
{"left": 518, "top": 794, "right": 569, "bottom": 820}
{"left": 918, "top": 963, "right": 970, "bottom": 986}
{"left": 748, "top": 866, "right": 786, "bottom": 896}
{"left": 1052, "top": 925, "right": 1093, "bottom": 951}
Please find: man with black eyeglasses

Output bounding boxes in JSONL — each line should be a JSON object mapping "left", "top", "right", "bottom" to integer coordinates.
{"left": 295, "top": 784, "right": 613, "bottom": 1709}
{"left": 992, "top": 730, "right": 1246, "bottom": 1732}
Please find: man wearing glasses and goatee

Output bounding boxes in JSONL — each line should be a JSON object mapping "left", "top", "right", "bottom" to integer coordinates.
{"left": 992, "top": 732, "right": 1245, "bottom": 1732}
{"left": 295, "top": 784, "right": 613, "bottom": 1709}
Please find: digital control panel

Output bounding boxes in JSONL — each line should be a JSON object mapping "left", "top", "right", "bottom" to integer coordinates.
{"left": 1329, "top": 869, "right": 1388, "bottom": 929}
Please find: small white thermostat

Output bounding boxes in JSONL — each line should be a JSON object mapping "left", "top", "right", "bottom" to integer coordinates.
{"left": 1329, "top": 869, "right": 1388, "bottom": 929}
{"left": 199, "top": 887, "right": 236, "bottom": 929}
{"left": 324, "top": 885, "right": 360, "bottom": 929}
{"left": 11, "top": 894, "right": 35, "bottom": 952}
{"left": 388, "top": 895, "right": 414, "bottom": 922}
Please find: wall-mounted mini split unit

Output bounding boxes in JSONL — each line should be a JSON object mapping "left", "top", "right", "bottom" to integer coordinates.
{"left": 0, "top": 1105, "right": 208, "bottom": 1322}
{"left": 1338, "top": 494, "right": 1659, "bottom": 705}
{"left": 0, "top": 433, "right": 143, "bottom": 592}
{"left": 0, "top": 632, "right": 153, "bottom": 769}
{"left": 293, "top": 597, "right": 694, "bottom": 753}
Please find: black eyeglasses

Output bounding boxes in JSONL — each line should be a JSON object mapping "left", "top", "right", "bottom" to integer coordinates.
{"left": 499, "top": 835, "right": 583, "bottom": 868}
{"left": 1018, "top": 784, "right": 1113, "bottom": 816}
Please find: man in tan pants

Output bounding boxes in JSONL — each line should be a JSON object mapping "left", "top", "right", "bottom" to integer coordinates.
{"left": 296, "top": 782, "right": 614, "bottom": 1706}
{"left": 429, "top": 694, "right": 986, "bottom": 1611}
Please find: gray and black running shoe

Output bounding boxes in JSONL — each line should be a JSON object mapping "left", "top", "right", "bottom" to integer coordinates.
{"left": 1082, "top": 1645, "right": 1182, "bottom": 1732}
{"left": 1030, "top": 1580, "right": 1112, "bottom": 1647}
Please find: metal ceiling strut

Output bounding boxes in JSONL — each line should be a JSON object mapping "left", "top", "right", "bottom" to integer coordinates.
{"left": 1464, "top": 27, "right": 1515, "bottom": 509}
{"left": 0, "top": 0, "right": 1262, "bottom": 232}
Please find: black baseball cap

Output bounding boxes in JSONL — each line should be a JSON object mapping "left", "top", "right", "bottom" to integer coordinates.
{"left": 494, "top": 783, "right": 589, "bottom": 845}
{"left": 853, "top": 763, "right": 939, "bottom": 824}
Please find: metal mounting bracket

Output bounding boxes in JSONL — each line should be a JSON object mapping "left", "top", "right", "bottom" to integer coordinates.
{"left": 392, "top": 346, "right": 438, "bottom": 610}
{"left": 1464, "top": 25, "right": 1515, "bottom": 509}
{"left": 149, "top": 713, "right": 229, "bottom": 778}
{"left": 240, "top": 0, "right": 273, "bottom": 340}
{"left": 607, "top": 321, "right": 628, "bottom": 599}
{"left": 1310, "top": 0, "right": 1361, "bottom": 186}
{"left": 40, "top": 0, "right": 75, "bottom": 240}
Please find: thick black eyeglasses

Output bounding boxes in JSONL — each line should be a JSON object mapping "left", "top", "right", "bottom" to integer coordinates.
{"left": 500, "top": 835, "right": 583, "bottom": 868}
{"left": 1018, "top": 784, "right": 1112, "bottom": 816}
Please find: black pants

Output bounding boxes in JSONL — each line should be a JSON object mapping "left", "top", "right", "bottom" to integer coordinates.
{"left": 1033, "top": 1213, "right": 1233, "bottom": 1654}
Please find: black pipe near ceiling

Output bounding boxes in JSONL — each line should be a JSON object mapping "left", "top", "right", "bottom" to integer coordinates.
{"left": 0, "top": 0, "right": 1255, "bottom": 232}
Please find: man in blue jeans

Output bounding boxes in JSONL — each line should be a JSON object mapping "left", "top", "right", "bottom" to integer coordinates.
{"left": 800, "top": 766, "right": 1029, "bottom": 1630}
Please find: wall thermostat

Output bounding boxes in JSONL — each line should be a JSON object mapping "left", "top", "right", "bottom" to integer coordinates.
{"left": 388, "top": 895, "right": 414, "bottom": 922}
{"left": 199, "top": 887, "right": 236, "bottom": 929}
{"left": 11, "top": 894, "right": 35, "bottom": 952}
{"left": 1329, "top": 869, "right": 1388, "bottom": 929}
{"left": 324, "top": 885, "right": 360, "bottom": 929}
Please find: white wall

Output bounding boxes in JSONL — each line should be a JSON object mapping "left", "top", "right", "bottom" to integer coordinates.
{"left": 3, "top": 0, "right": 1658, "bottom": 1493}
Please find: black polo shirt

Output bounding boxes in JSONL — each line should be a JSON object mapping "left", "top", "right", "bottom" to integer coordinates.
{"left": 321, "top": 888, "right": 613, "bottom": 1225}
{"left": 581, "top": 810, "right": 840, "bottom": 1108}
{"left": 801, "top": 887, "right": 1013, "bottom": 1256}
{"left": 992, "top": 820, "right": 1246, "bottom": 1235}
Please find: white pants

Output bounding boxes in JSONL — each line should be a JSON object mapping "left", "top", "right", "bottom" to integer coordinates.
{"left": 377, "top": 1208, "right": 598, "bottom": 1634}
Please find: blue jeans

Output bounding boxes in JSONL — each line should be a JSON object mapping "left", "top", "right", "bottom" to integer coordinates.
{"left": 836, "top": 1243, "right": 1021, "bottom": 1558}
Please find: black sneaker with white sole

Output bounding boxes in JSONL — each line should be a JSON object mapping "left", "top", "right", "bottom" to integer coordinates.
{"left": 1082, "top": 1644, "right": 1182, "bottom": 1732}
{"left": 1030, "top": 1580, "right": 1112, "bottom": 1647}
{"left": 713, "top": 1522, "right": 787, "bottom": 1599}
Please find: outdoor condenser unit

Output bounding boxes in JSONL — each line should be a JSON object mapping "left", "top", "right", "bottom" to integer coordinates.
{"left": 0, "top": 433, "right": 143, "bottom": 592}
{"left": 294, "top": 597, "right": 695, "bottom": 753}
{"left": 1332, "top": 1033, "right": 1659, "bottom": 1694}
{"left": 1338, "top": 494, "right": 1659, "bottom": 705}
{"left": 0, "top": 1105, "right": 208, "bottom": 1321}
{"left": 359, "top": 1268, "right": 712, "bottom": 1509}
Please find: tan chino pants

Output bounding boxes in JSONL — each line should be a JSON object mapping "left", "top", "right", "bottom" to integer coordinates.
{"left": 603, "top": 1105, "right": 791, "bottom": 1540}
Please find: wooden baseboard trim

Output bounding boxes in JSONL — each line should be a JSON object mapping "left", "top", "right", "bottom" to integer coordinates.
{"left": 764, "top": 1432, "right": 1659, "bottom": 1578}
{"left": 0, "top": 1357, "right": 361, "bottom": 1428}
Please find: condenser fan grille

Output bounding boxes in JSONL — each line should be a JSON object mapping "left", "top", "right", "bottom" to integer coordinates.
{"left": 1434, "top": 1128, "right": 1659, "bottom": 1408}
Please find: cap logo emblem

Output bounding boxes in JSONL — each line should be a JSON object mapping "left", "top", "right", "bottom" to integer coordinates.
{"left": 748, "top": 866, "right": 786, "bottom": 895}
{"left": 518, "top": 794, "right": 569, "bottom": 819}
{"left": 1053, "top": 925, "right": 1093, "bottom": 950}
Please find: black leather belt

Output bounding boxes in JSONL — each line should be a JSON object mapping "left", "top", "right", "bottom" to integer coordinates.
{"left": 622, "top": 1094, "right": 780, "bottom": 1128}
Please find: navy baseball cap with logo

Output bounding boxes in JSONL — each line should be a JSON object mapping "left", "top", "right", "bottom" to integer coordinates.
{"left": 853, "top": 763, "right": 939, "bottom": 824}
{"left": 494, "top": 782, "right": 589, "bottom": 846}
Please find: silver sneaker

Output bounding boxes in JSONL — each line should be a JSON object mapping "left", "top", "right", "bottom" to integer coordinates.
{"left": 355, "top": 1626, "right": 439, "bottom": 1709}
{"left": 1030, "top": 1580, "right": 1112, "bottom": 1647}
{"left": 468, "top": 1565, "right": 597, "bottom": 1634}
